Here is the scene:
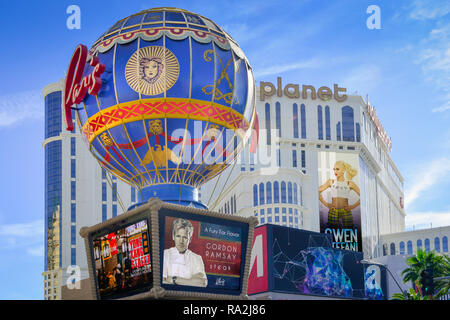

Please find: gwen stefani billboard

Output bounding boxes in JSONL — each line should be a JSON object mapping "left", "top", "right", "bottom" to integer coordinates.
{"left": 318, "top": 152, "right": 362, "bottom": 252}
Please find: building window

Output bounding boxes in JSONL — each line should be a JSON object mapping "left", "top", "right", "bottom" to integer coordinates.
{"left": 112, "top": 204, "right": 117, "bottom": 217}
{"left": 293, "top": 103, "right": 299, "bottom": 138}
{"left": 71, "top": 159, "right": 76, "bottom": 178}
{"left": 317, "top": 105, "right": 323, "bottom": 140}
{"left": 294, "top": 183, "right": 298, "bottom": 204}
{"left": 71, "top": 248, "right": 76, "bottom": 266}
{"left": 390, "top": 243, "right": 396, "bottom": 255}
{"left": 231, "top": 197, "right": 234, "bottom": 214}
{"left": 233, "top": 195, "right": 237, "bottom": 214}
{"left": 417, "top": 239, "right": 422, "bottom": 250}
{"left": 356, "top": 123, "right": 361, "bottom": 142}
{"left": 301, "top": 150, "right": 306, "bottom": 169}
{"left": 277, "top": 149, "right": 281, "bottom": 167}
{"left": 259, "top": 183, "right": 265, "bottom": 205}
{"left": 71, "top": 181, "right": 76, "bottom": 200}
{"left": 276, "top": 102, "right": 281, "bottom": 137}
{"left": 288, "top": 182, "right": 293, "bottom": 204}
{"left": 434, "top": 237, "right": 440, "bottom": 253}
{"left": 112, "top": 182, "right": 117, "bottom": 202}
{"left": 342, "top": 106, "right": 355, "bottom": 142}
{"left": 292, "top": 150, "right": 297, "bottom": 167}
{"left": 407, "top": 241, "right": 413, "bottom": 255}
{"left": 274, "top": 181, "right": 280, "bottom": 204}
{"left": 301, "top": 104, "right": 306, "bottom": 139}
{"left": 70, "top": 137, "right": 76, "bottom": 156}
{"left": 443, "top": 236, "right": 448, "bottom": 252}
{"left": 71, "top": 203, "right": 76, "bottom": 223}
{"left": 425, "top": 238, "right": 430, "bottom": 252}
{"left": 102, "top": 183, "right": 107, "bottom": 202}
{"left": 102, "top": 204, "right": 107, "bottom": 222}
{"left": 102, "top": 168, "right": 106, "bottom": 180}
{"left": 399, "top": 241, "right": 405, "bottom": 255}
{"left": 266, "top": 182, "right": 272, "bottom": 204}
{"left": 131, "top": 188, "right": 136, "bottom": 203}
{"left": 265, "top": 103, "right": 271, "bottom": 145}
{"left": 336, "top": 122, "right": 341, "bottom": 141}
{"left": 325, "top": 106, "right": 331, "bottom": 140}
{"left": 281, "top": 182, "right": 287, "bottom": 203}
{"left": 71, "top": 225, "right": 76, "bottom": 245}
{"left": 253, "top": 185, "right": 258, "bottom": 207}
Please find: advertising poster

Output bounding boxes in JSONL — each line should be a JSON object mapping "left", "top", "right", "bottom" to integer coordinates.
{"left": 247, "top": 225, "right": 269, "bottom": 295}
{"left": 92, "top": 219, "right": 152, "bottom": 299}
{"left": 161, "top": 215, "right": 245, "bottom": 292}
{"left": 248, "top": 225, "right": 378, "bottom": 299}
{"left": 318, "top": 151, "right": 362, "bottom": 252}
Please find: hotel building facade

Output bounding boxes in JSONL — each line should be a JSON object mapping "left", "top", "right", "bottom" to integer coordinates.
{"left": 201, "top": 78, "right": 406, "bottom": 260}
{"left": 42, "top": 80, "right": 137, "bottom": 300}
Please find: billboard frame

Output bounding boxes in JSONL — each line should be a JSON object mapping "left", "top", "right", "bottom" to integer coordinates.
{"left": 80, "top": 198, "right": 258, "bottom": 300}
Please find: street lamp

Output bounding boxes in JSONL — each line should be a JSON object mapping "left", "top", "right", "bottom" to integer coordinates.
{"left": 360, "top": 259, "right": 408, "bottom": 299}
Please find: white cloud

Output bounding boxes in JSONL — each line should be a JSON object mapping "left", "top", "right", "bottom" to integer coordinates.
{"left": 0, "top": 90, "right": 43, "bottom": 127}
{"left": 404, "top": 158, "right": 450, "bottom": 208}
{"left": 413, "top": 21, "right": 450, "bottom": 113}
{"left": 408, "top": 0, "right": 450, "bottom": 20}
{"left": 0, "top": 220, "right": 44, "bottom": 257}
{"left": 406, "top": 211, "right": 450, "bottom": 229}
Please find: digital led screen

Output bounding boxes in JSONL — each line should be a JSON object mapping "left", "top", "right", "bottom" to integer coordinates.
{"left": 159, "top": 209, "right": 249, "bottom": 295}
{"left": 92, "top": 219, "right": 152, "bottom": 299}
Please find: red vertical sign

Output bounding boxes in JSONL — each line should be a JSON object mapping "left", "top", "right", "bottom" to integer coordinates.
{"left": 247, "top": 225, "right": 268, "bottom": 295}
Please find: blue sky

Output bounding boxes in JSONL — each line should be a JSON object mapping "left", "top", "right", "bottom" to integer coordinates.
{"left": 0, "top": 0, "right": 449, "bottom": 299}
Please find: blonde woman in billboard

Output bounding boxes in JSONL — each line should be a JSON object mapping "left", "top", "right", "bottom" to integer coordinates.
{"left": 163, "top": 218, "right": 208, "bottom": 287}
{"left": 318, "top": 161, "right": 360, "bottom": 229}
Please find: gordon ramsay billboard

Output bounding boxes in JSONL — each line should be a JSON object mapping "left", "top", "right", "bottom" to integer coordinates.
{"left": 159, "top": 209, "right": 251, "bottom": 295}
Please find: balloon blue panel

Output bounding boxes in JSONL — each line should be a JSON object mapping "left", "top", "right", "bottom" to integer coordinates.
{"left": 190, "top": 41, "right": 215, "bottom": 102}
{"left": 165, "top": 11, "right": 186, "bottom": 22}
{"left": 123, "top": 13, "right": 146, "bottom": 28}
{"left": 77, "top": 103, "right": 88, "bottom": 128}
{"left": 107, "top": 20, "right": 125, "bottom": 34}
{"left": 185, "top": 13, "right": 206, "bottom": 26}
{"left": 105, "top": 125, "right": 145, "bottom": 174}
{"left": 91, "top": 136, "right": 136, "bottom": 180}
{"left": 165, "top": 23, "right": 187, "bottom": 28}
{"left": 141, "top": 23, "right": 164, "bottom": 29}
{"left": 231, "top": 53, "right": 248, "bottom": 116}
{"left": 97, "top": 47, "right": 118, "bottom": 109}
{"left": 212, "top": 44, "right": 235, "bottom": 108}
{"left": 114, "top": 39, "right": 140, "bottom": 104}
{"left": 143, "top": 12, "right": 164, "bottom": 23}
{"left": 123, "top": 121, "right": 149, "bottom": 165}
{"left": 165, "top": 38, "right": 190, "bottom": 99}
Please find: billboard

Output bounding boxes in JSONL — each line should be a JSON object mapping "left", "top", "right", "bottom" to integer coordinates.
{"left": 248, "top": 224, "right": 386, "bottom": 300}
{"left": 318, "top": 151, "right": 362, "bottom": 252}
{"left": 159, "top": 208, "right": 251, "bottom": 296}
{"left": 92, "top": 219, "right": 152, "bottom": 300}
{"left": 81, "top": 199, "right": 257, "bottom": 300}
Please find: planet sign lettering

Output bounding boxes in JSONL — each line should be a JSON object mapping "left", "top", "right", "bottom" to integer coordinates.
{"left": 64, "top": 44, "right": 106, "bottom": 131}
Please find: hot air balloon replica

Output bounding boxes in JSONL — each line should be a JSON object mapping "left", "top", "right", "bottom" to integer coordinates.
{"left": 64, "top": 7, "right": 257, "bottom": 209}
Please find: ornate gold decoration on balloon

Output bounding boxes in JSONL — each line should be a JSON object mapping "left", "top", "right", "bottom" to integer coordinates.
{"left": 125, "top": 46, "right": 179, "bottom": 96}
{"left": 201, "top": 49, "right": 239, "bottom": 105}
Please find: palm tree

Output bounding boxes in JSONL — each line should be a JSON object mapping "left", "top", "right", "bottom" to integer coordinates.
{"left": 400, "top": 248, "right": 447, "bottom": 299}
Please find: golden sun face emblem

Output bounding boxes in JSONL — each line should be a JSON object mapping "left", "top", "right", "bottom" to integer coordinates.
{"left": 125, "top": 46, "right": 179, "bottom": 96}
{"left": 100, "top": 133, "right": 113, "bottom": 147}
{"left": 148, "top": 119, "right": 163, "bottom": 135}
